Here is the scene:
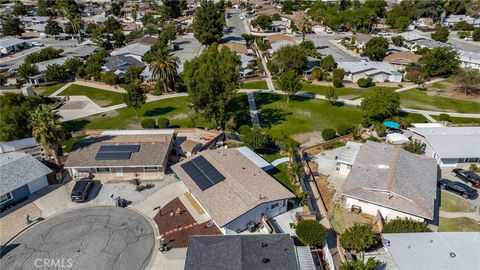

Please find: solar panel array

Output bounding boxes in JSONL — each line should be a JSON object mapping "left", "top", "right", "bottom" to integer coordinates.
{"left": 95, "top": 144, "right": 140, "bottom": 160}
{"left": 180, "top": 156, "right": 225, "bottom": 191}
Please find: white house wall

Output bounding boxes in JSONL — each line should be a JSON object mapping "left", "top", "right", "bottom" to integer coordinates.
{"left": 27, "top": 175, "right": 49, "bottom": 194}
{"left": 345, "top": 197, "right": 424, "bottom": 222}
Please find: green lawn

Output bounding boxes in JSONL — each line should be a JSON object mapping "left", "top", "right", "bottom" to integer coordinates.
{"left": 242, "top": 80, "right": 268, "bottom": 90}
{"left": 59, "top": 84, "right": 125, "bottom": 107}
{"left": 399, "top": 89, "right": 480, "bottom": 113}
{"left": 255, "top": 93, "right": 363, "bottom": 138}
{"left": 62, "top": 135, "right": 86, "bottom": 153}
{"left": 35, "top": 83, "right": 65, "bottom": 96}
{"left": 301, "top": 84, "right": 397, "bottom": 100}
{"left": 267, "top": 163, "right": 296, "bottom": 192}
{"left": 432, "top": 115, "right": 480, "bottom": 125}
{"left": 63, "top": 94, "right": 250, "bottom": 132}
{"left": 440, "top": 191, "right": 476, "bottom": 212}
{"left": 439, "top": 217, "right": 480, "bottom": 232}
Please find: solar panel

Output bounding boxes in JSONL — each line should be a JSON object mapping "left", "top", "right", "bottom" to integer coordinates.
{"left": 180, "top": 156, "right": 225, "bottom": 191}
{"left": 95, "top": 152, "right": 131, "bottom": 160}
{"left": 99, "top": 145, "right": 140, "bottom": 153}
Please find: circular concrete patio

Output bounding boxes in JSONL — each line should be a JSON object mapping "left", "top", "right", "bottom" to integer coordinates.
{"left": 1, "top": 206, "right": 156, "bottom": 270}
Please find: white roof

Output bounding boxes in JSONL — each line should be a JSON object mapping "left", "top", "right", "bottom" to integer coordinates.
{"left": 409, "top": 127, "right": 480, "bottom": 158}
{"left": 399, "top": 32, "right": 426, "bottom": 42}
{"left": 111, "top": 43, "right": 151, "bottom": 57}
{"left": 336, "top": 141, "right": 362, "bottom": 165}
{"left": 386, "top": 133, "right": 410, "bottom": 144}
{"left": 0, "top": 138, "right": 37, "bottom": 153}
{"left": 295, "top": 246, "right": 316, "bottom": 270}
{"left": 26, "top": 23, "right": 46, "bottom": 32}
{"left": 411, "top": 123, "right": 444, "bottom": 128}
{"left": 36, "top": 57, "right": 69, "bottom": 72}
{"left": 383, "top": 232, "right": 480, "bottom": 270}
{"left": 236, "top": 146, "right": 273, "bottom": 170}
{"left": 0, "top": 37, "right": 27, "bottom": 48}
{"left": 337, "top": 61, "right": 398, "bottom": 75}
{"left": 459, "top": 50, "right": 480, "bottom": 65}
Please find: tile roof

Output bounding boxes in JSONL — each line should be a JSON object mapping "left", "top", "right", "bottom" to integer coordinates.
{"left": 341, "top": 141, "right": 437, "bottom": 219}
{"left": 354, "top": 33, "right": 374, "bottom": 44}
{"left": 172, "top": 149, "right": 295, "bottom": 227}
{"left": 0, "top": 152, "right": 52, "bottom": 194}
{"left": 384, "top": 51, "right": 422, "bottom": 65}
{"left": 64, "top": 134, "right": 172, "bottom": 168}
{"left": 185, "top": 234, "right": 299, "bottom": 270}
{"left": 265, "top": 34, "right": 295, "bottom": 44}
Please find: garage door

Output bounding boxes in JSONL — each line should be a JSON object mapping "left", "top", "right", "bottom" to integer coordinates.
{"left": 27, "top": 176, "right": 49, "bottom": 194}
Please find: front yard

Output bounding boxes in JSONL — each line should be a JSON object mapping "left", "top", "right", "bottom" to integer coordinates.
{"left": 439, "top": 217, "right": 480, "bottom": 232}
{"left": 440, "top": 191, "right": 477, "bottom": 213}
{"left": 59, "top": 84, "right": 125, "bottom": 107}
{"left": 399, "top": 89, "right": 480, "bottom": 114}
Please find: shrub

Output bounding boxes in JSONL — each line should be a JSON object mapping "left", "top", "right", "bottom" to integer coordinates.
{"left": 340, "top": 224, "right": 377, "bottom": 252}
{"left": 323, "top": 141, "right": 345, "bottom": 150}
{"left": 337, "top": 123, "right": 355, "bottom": 136}
{"left": 101, "top": 71, "right": 118, "bottom": 85}
{"left": 141, "top": 118, "right": 156, "bottom": 129}
{"left": 357, "top": 77, "right": 372, "bottom": 88}
{"left": 438, "top": 113, "right": 450, "bottom": 121}
{"left": 382, "top": 218, "right": 431, "bottom": 233}
{"left": 238, "top": 125, "right": 251, "bottom": 135}
{"left": 295, "top": 220, "right": 328, "bottom": 247}
{"left": 242, "top": 127, "right": 269, "bottom": 151}
{"left": 322, "top": 128, "right": 336, "bottom": 141}
{"left": 374, "top": 124, "right": 387, "bottom": 137}
{"left": 157, "top": 117, "right": 170, "bottom": 128}
{"left": 333, "top": 78, "right": 343, "bottom": 88}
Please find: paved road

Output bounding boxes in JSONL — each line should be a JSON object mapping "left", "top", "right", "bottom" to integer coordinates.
{"left": 0, "top": 206, "right": 156, "bottom": 270}
{"left": 225, "top": 9, "right": 246, "bottom": 37}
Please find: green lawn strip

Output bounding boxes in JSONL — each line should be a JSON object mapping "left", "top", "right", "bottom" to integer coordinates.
{"left": 301, "top": 84, "right": 396, "bottom": 99}
{"left": 399, "top": 89, "right": 480, "bottom": 113}
{"left": 63, "top": 94, "right": 249, "bottom": 132}
{"left": 439, "top": 217, "right": 480, "bottom": 232}
{"left": 59, "top": 84, "right": 125, "bottom": 107}
{"left": 267, "top": 163, "right": 296, "bottom": 192}
{"left": 241, "top": 80, "right": 268, "bottom": 90}
{"left": 261, "top": 152, "right": 284, "bottom": 163}
{"left": 36, "top": 83, "right": 66, "bottom": 96}
{"left": 255, "top": 93, "right": 363, "bottom": 139}
{"left": 440, "top": 191, "right": 476, "bottom": 212}
{"left": 62, "top": 135, "right": 87, "bottom": 153}
{"left": 432, "top": 115, "right": 480, "bottom": 125}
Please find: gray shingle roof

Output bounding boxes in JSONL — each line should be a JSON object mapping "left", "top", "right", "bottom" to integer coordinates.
{"left": 185, "top": 234, "right": 299, "bottom": 270}
{"left": 341, "top": 141, "right": 437, "bottom": 219}
{"left": 103, "top": 55, "right": 145, "bottom": 73}
{"left": 0, "top": 152, "right": 52, "bottom": 194}
{"left": 0, "top": 38, "right": 27, "bottom": 48}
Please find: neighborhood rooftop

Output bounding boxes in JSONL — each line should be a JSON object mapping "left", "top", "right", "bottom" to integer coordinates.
{"left": 341, "top": 141, "right": 437, "bottom": 219}
{"left": 172, "top": 148, "right": 295, "bottom": 227}
{"left": 409, "top": 127, "right": 480, "bottom": 159}
{"left": 0, "top": 152, "right": 51, "bottom": 195}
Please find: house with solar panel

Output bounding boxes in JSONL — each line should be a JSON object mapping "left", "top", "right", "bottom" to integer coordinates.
{"left": 171, "top": 148, "right": 296, "bottom": 235}
{"left": 64, "top": 130, "right": 173, "bottom": 180}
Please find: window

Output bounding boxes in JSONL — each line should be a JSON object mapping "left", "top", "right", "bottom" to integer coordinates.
{"left": 0, "top": 192, "right": 13, "bottom": 205}
{"left": 144, "top": 166, "right": 159, "bottom": 172}
{"left": 269, "top": 202, "right": 280, "bottom": 210}
{"left": 96, "top": 167, "right": 110, "bottom": 173}
{"left": 466, "top": 158, "right": 478, "bottom": 163}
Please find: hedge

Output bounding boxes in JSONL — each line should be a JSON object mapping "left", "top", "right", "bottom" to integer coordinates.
{"left": 322, "top": 128, "right": 336, "bottom": 141}
{"left": 382, "top": 218, "right": 431, "bottom": 233}
{"left": 157, "top": 117, "right": 170, "bottom": 128}
{"left": 337, "top": 123, "right": 355, "bottom": 136}
{"left": 141, "top": 118, "right": 156, "bottom": 129}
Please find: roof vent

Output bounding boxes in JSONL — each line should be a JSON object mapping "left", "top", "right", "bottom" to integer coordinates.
{"left": 450, "top": 252, "right": 456, "bottom": 258}
{"left": 378, "top": 164, "right": 390, "bottom": 169}
{"left": 262, "top": 258, "right": 270, "bottom": 263}
{"left": 261, "top": 242, "right": 268, "bottom": 248}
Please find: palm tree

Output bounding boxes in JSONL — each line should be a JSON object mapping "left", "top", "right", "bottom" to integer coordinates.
{"left": 28, "top": 104, "right": 64, "bottom": 165}
{"left": 149, "top": 47, "right": 180, "bottom": 93}
{"left": 299, "top": 15, "right": 312, "bottom": 42}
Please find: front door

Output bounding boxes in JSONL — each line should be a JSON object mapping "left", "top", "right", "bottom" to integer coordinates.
{"left": 115, "top": 168, "right": 124, "bottom": 177}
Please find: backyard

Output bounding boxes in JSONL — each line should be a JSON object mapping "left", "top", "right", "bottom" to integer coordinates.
{"left": 59, "top": 84, "right": 125, "bottom": 107}
{"left": 399, "top": 89, "right": 480, "bottom": 114}
{"left": 63, "top": 94, "right": 250, "bottom": 132}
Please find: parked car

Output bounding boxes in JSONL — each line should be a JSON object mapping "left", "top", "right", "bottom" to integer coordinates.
{"left": 438, "top": 179, "right": 478, "bottom": 199}
{"left": 452, "top": 168, "right": 480, "bottom": 188}
{"left": 71, "top": 179, "right": 94, "bottom": 202}
{"left": 31, "top": 41, "right": 44, "bottom": 47}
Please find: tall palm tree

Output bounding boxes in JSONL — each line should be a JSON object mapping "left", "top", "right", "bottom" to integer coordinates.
{"left": 299, "top": 15, "right": 312, "bottom": 42}
{"left": 149, "top": 47, "right": 180, "bottom": 93}
{"left": 28, "top": 104, "right": 64, "bottom": 165}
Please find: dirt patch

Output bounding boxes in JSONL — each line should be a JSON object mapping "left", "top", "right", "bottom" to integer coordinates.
{"left": 169, "top": 112, "right": 190, "bottom": 120}
{"left": 328, "top": 204, "right": 373, "bottom": 233}
{"left": 428, "top": 82, "right": 480, "bottom": 102}
{"left": 314, "top": 173, "right": 335, "bottom": 210}
{"left": 295, "top": 132, "right": 324, "bottom": 147}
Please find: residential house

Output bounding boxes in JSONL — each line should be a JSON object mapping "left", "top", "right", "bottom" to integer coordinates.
{"left": 0, "top": 152, "right": 52, "bottom": 209}
{"left": 179, "top": 140, "right": 202, "bottom": 157}
{"left": 129, "top": 36, "right": 158, "bottom": 46}
{"left": 0, "top": 137, "right": 43, "bottom": 160}
{"left": 29, "top": 56, "right": 70, "bottom": 84}
{"left": 62, "top": 44, "right": 101, "bottom": 58}
{"left": 21, "top": 16, "right": 49, "bottom": 26}
{"left": 110, "top": 42, "right": 151, "bottom": 61}
{"left": 0, "top": 38, "right": 29, "bottom": 55}
{"left": 415, "top": 17, "right": 434, "bottom": 28}
{"left": 458, "top": 50, "right": 480, "bottom": 70}
{"left": 268, "top": 19, "right": 291, "bottom": 33}
{"left": 409, "top": 126, "right": 480, "bottom": 167}
{"left": 337, "top": 61, "right": 402, "bottom": 83}
{"left": 384, "top": 51, "right": 422, "bottom": 69}
{"left": 336, "top": 141, "right": 363, "bottom": 176}
{"left": 341, "top": 141, "right": 437, "bottom": 222}
{"left": 444, "top": 15, "right": 480, "bottom": 28}
{"left": 25, "top": 23, "right": 47, "bottom": 37}
{"left": 185, "top": 234, "right": 306, "bottom": 270}
{"left": 353, "top": 33, "right": 374, "bottom": 49}
{"left": 65, "top": 130, "right": 173, "bottom": 180}
{"left": 172, "top": 148, "right": 295, "bottom": 234}
{"left": 302, "top": 56, "right": 321, "bottom": 77}
{"left": 268, "top": 40, "right": 296, "bottom": 54}
{"left": 380, "top": 232, "right": 480, "bottom": 270}
{"left": 414, "top": 39, "right": 451, "bottom": 49}
{"left": 102, "top": 55, "right": 145, "bottom": 75}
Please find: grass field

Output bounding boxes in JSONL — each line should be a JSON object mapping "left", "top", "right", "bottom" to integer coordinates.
{"left": 255, "top": 93, "right": 364, "bottom": 138}
{"left": 63, "top": 94, "right": 250, "bottom": 132}
{"left": 440, "top": 191, "right": 476, "bottom": 212}
{"left": 432, "top": 115, "right": 480, "bottom": 125}
{"left": 399, "top": 89, "right": 480, "bottom": 113}
{"left": 439, "top": 217, "right": 480, "bottom": 232}
{"left": 35, "top": 83, "right": 65, "bottom": 96}
{"left": 301, "top": 84, "right": 396, "bottom": 100}
{"left": 241, "top": 80, "right": 269, "bottom": 90}
{"left": 267, "top": 163, "right": 296, "bottom": 192}
{"left": 59, "top": 84, "right": 125, "bottom": 107}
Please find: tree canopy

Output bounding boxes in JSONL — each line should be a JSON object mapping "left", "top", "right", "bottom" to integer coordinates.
{"left": 340, "top": 224, "right": 377, "bottom": 252}
{"left": 123, "top": 80, "right": 147, "bottom": 117}
{"left": 360, "top": 89, "right": 400, "bottom": 124}
{"left": 364, "top": 37, "right": 389, "bottom": 61}
{"left": 272, "top": 45, "right": 308, "bottom": 74}
{"left": 251, "top": 14, "right": 272, "bottom": 30}
{"left": 1, "top": 15, "right": 24, "bottom": 36}
{"left": 295, "top": 220, "right": 328, "bottom": 247}
{"left": 45, "top": 18, "right": 63, "bottom": 36}
{"left": 419, "top": 47, "right": 460, "bottom": 77}
{"left": 431, "top": 25, "right": 449, "bottom": 42}
{"left": 192, "top": 0, "right": 225, "bottom": 46}
{"left": 277, "top": 70, "right": 302, "bottom": 102}
{"left": 183, "top": 45, "right": 241, "bottom": 128}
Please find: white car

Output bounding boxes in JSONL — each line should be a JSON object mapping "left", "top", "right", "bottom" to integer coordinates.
{"left": 31, "top": 41, "right": 44, "bottom": 47}
{"left": 464, "top": 36, "right": 473, "bottom": 41}
{"left": 239, "top": 15, "right": 244, "bottom": 20}
{"left": 378, "top": 31, "right": 390, "bottom": 36}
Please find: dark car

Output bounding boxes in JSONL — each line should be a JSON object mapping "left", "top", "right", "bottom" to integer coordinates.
{"left": 438, "top": 179, "right": 478, "bottom": 199}
{"left": 71, "top": 179, "right": 94, "bottom": 202}
{"left": 452, "top": 168, "right": 480, "bottom": 188}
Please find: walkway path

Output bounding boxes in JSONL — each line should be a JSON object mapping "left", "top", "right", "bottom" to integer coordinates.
{"left": 423, "top": 114, "right": 439, "bottom": 123}
{"left": 271, "top": 157, "right": 289, "bottom": 167}
{"left": 246, "top": 92, "right": 260, "bottom": 126}
{"left": 50, "top": 82, "right": 72, "bottom": 97}
{"left": 439, "top": 210, "right": 480, "bottom": 221}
